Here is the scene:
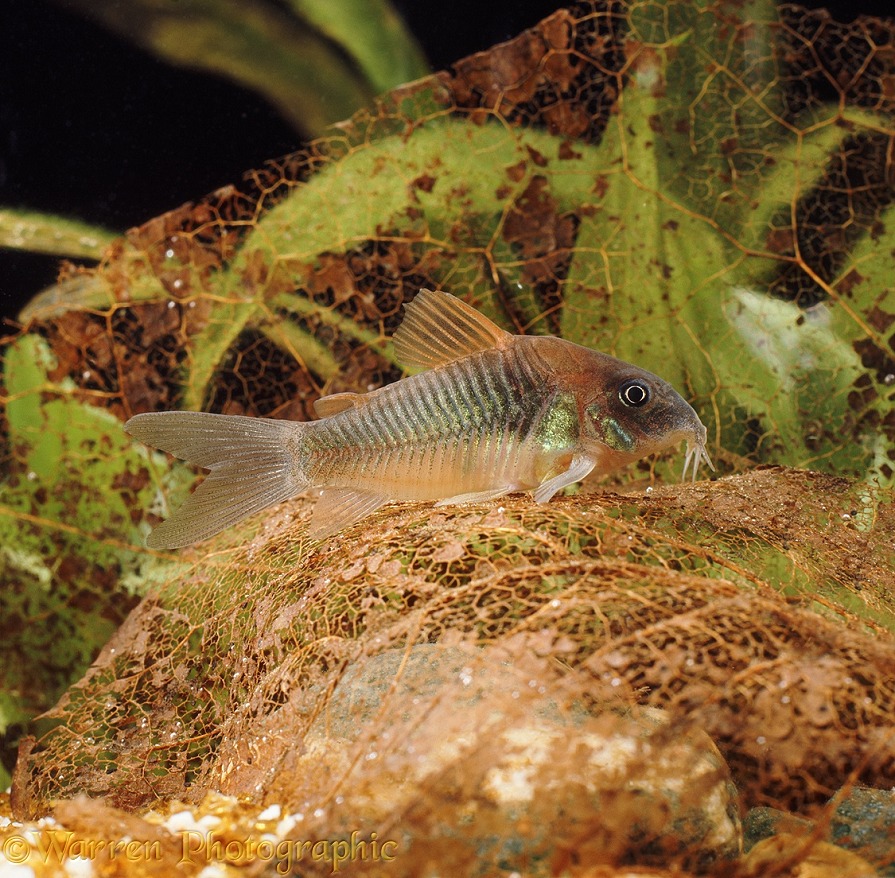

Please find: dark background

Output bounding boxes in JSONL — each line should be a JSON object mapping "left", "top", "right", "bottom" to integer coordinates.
{"left": 2, "top": 0, "right": 893, "bottom": 319}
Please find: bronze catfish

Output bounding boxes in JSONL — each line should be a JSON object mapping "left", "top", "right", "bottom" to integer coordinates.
{"left": 126, "top": 289, "right": 713, "bottom": 548}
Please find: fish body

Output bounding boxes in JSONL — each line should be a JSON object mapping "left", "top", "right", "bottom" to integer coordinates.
{"left": 126, "top": 289, "right": 712, "bottom": 548}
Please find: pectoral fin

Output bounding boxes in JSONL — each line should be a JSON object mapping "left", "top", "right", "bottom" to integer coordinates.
{"left": 308, "top": 487, "right": 388, "bottom": 539}
{"left": 532, "top": 454, "right": 595, "bottom": 504}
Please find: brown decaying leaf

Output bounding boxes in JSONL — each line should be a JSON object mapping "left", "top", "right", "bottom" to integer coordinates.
{"left": 11, "top": 470, "right": 895, "bottom": 822}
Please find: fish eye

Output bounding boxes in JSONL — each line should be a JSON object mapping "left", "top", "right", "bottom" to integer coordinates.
{"left": 619, "top": 378, "right": 651, "bottom": 408}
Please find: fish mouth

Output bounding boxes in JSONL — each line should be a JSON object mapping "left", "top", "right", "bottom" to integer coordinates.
{"left": 681, "top": 428, "right": 715, "bottom": 482}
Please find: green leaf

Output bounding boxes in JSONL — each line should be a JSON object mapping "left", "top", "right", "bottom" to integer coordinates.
{"left": 54, "top": 0, "right": 429, "bottom": 137}
{"left": 719, "top": 286, "right": 868, "bottom": 469}
{"left": 1, "top": 335, "right": 191, "bottom": 730}
{"left": 284, "top": 0, "right": 429, "bottom": 95}
{"left": 0, "top": 208, "right": 116, "bottom": 260}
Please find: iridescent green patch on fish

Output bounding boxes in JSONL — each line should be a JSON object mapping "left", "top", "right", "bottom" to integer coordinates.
{"left": 125, "top": 289, "right": 714, "bottom": 548}
{"left": 588, "top": 407, "right": 636, "bottom": 454}
{"left": 536, "top": 392, "right": 580, "bottom": 453}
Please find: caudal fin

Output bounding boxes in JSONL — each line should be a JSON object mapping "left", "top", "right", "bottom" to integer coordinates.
{"left": 125, "top": 412, "right": 308, "bottom": 549}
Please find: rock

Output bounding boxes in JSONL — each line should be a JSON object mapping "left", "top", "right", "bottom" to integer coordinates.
{"left": 290, "top": 645, "right": 742, "bottom": 874}
{"left": 314, "top": 644, "right": 528, "bottom": 736}
{"left": 743, "top": 806, "right": 813, "bottom": 850}
{"left": 828, "top": 786, "right": 895, "bottom": 876}
{"left": 741, "top": 787, "right": 895, "bottom": 876}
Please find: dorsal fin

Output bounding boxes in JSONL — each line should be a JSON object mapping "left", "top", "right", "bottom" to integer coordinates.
{"left": 392, "top": 289, "right": 514, "bottom": 371}
{"left": 313, "top": 391, "right": 363, "bottom": 418}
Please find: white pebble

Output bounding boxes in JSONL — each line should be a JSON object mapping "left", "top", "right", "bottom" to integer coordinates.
{"left": 63, "top": 857, "right": 93, "bottom": 878}
{"left": 256, "top": 804, "right": 281, "bottom": 822}
{"left": 164, "top": 810, "right": 204, "bottom": 833}
{"left": 276, "top": 815, "right": 297, "bottom": 836}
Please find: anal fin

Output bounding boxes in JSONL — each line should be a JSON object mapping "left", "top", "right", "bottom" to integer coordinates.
{"left": 308, "top": 487, "right": 388, "bottom": 539}
{"left": 434, "top": 486, "right": 516, "bottom": 507}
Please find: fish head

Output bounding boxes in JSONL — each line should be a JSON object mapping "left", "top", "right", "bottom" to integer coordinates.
{"left": 576, "top": 358, "right": 714, "bottom": 481}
